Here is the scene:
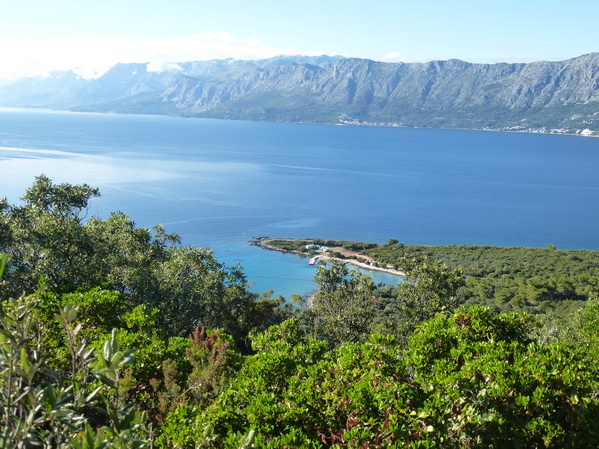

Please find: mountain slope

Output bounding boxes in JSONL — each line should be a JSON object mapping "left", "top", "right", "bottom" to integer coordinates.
{"left": 1, "top": 54, "right": 597, "bottom": 133}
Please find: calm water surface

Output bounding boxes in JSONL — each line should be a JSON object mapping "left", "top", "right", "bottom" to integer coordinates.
{"left": 1, "top": 109, "right": 598, "bottom": 297}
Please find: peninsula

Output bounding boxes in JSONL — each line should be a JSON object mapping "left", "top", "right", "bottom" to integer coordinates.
{"left": 254, "top": 237, "right": 599, "bottom": 316}
{"left": 253, "top": 237, "right": 405, "bottom": 277}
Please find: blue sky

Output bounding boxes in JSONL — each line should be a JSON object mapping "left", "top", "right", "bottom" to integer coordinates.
{"left": 0, "top": 0, "right": 597, "bottom": 79}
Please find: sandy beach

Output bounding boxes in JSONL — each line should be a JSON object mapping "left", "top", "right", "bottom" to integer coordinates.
{"left": 253, "top": 238, "right": 405, "bottom": 278}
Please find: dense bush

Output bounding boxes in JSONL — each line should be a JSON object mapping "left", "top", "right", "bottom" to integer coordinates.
{"left": 158, "top": 311, "right": 599, "bottom": 448}
{"left": 0, "top": 292, "right": 150, "bottom": 448}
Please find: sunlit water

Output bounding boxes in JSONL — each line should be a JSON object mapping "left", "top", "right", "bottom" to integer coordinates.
{"left": 1, "top": 108, "right": 598, "bottom": 298}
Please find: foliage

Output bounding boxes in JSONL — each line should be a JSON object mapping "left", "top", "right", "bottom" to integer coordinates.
{"left": 97, "top": 309, "right": 191, "bottom": 425}
{"left": 558, "top": 294, "right": 599, "bottom": 374}
{"left": 372, "top": 259, "right": 463, "bottom": 342}
{"left": 363, "top": 240, "right": 599, "bottom": 316}
{"left": 269, "top": 238, "right": 599, "bottom": 317}
{"left": 298, "top": 261, "right": 378, "bottom": 348}
{"left": 405, "top": 306, "right": 599, "bottom": 448}
{"left": 185, "top": 327, "right": 242, "bottom": 407}
{"left": 0, "top": 174, "right": 100, "bottom": 295}
{"left": 158, "top": 319, "right": 330, "bottom": 448}
{"left": 160, "top": 311, "right": 599, "bottom": 448}
{"left": 0, "top": 294, "right": 149, "bottom": 448}
{"left": 3, "top": 178, "right": 599, "bottom": 447}
{"left": 265, "top": 237, "right": 599, "bottom": 324}
{"left": 14, "top": 288, "right": 132, "bottom": 377}
{"left": 263, "top": 238, "right": 378, "bottom": 255}
{"left": 0, "top": 177, "right": 291, "bottom": 350}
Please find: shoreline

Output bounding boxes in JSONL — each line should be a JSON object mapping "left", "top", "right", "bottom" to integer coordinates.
{"left": 2, "top": 108, "right": 596, "bottom": 138}
{"left": 251, "top": 237, "right": 405, "bottom": 278}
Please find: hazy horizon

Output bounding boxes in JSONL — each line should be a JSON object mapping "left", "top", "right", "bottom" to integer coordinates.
{"left": 1, "top": 0, "right": 597, "bottom": 80}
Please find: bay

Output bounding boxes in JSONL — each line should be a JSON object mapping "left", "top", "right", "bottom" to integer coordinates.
{"left": 1, "top": 108, "right": 598, "bottom": 298}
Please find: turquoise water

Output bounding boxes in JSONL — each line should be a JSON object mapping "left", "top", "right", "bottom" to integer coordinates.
{"left": 1, "top": 109, "right": 599, "bottom": 297}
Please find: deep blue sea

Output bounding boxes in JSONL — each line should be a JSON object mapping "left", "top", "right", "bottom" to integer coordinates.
{"left": 1, "top": 108, "right": 598, "bottom": 298}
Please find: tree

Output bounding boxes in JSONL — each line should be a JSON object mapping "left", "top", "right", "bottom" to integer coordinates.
{"left": 0, "top": 177, "right": 290, "bottom": 351}
{"left": 373, "top": 258, "right": 463, "bottom": 342}
{"left": 301, "top": 261, "right": 378, "bottom": 348}
{"left": 151, "top": 245, "right": 247, "bottom": 336}
{"left": 0, "top": 175, "right": 100, "bottom": 295}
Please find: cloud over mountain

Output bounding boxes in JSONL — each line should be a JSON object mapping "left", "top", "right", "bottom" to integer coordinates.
{"left": 0, "top": 33, "right": 303, "bottom": 80}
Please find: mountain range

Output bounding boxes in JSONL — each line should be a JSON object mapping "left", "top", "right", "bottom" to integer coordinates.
{"left": 1, "top": 54, "right": 598, "bottom": 135}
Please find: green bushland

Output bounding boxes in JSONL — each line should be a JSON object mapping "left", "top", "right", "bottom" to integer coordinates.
{"left": 2, "top": 178, "right": 599, "bottom": 448}
{"left": 160, "top": 307, "right": 599, "bottom": 448}
{"left": 362, "top": 239, "right": 599, "bottom": 318}
{"left": 262, "top": 238, "right": 378, "bottom": 254}
{"left": 265, "top": 238, "right": 599, "bottom": 320}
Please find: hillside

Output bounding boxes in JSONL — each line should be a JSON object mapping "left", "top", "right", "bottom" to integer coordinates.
{"left": 1, "top": 54, "right": 598, "bottom": 134}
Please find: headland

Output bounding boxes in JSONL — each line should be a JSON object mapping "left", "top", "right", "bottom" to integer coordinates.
{"left": 251, "top": 237, "right": 405, "bottom": 277}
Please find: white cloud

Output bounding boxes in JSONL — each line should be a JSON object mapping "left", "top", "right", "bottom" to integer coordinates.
{"left": 0, "top": 33, "right": 302, "bottom": 80}
{"left": 376, "top": 51, "right": 432, "bottom": 63}
{"left": 379, "top": 51, "right": 403, "bottom": 63}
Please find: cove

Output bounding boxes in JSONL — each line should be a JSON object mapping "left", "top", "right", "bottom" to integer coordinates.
{"left": 1, "top": 108, "right": 598, "bottom": 298}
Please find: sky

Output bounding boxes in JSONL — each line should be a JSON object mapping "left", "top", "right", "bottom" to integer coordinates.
{"left": 0, "top": 0, "right": 597, "bottom": 80}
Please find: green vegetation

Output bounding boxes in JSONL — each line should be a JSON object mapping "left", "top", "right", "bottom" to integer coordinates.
{"left": 362, "top": 240, "right": 599, "bottom": 317}
{"left": 1, "top": 175, "right": 292, "bottom": 350}
{"left": 298, "top": 263, "right": 378, "bottom": 348}
{"left": 265, "top": 238, "right": 599, "bottom": 319}
{"left": 262, "top": 238, "right": 378, "bottom": 255}
{"left": 172, "top": 308, "right": 599, "bottom": 448}
{"left": 2, "top": 179, "right": 599, "bottom": 447}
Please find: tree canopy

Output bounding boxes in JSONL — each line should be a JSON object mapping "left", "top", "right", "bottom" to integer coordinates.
{"left": 0, "top": 175, "right": 291, "bottom": 346}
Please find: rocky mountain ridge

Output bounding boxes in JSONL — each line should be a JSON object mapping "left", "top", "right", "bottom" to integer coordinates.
{"left": 1, "top": 54, "right": 597, "bottom": 134}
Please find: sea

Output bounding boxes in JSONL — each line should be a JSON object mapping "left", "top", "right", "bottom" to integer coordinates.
{"left": 1, "top": 108, "right": 598, "bottom": 298}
